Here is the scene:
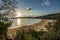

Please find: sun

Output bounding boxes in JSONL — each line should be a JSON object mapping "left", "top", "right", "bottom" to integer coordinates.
{"left": 16, "top": 12, "right": 22, "bottom": 17}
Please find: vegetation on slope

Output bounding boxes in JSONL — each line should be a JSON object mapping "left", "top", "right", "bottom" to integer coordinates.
{"left": 14, "top": 17, "right": 60, "bottom": 40}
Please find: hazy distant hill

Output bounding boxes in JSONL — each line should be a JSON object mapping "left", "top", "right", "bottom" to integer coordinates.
{"left": 37, "top": 13, "right": 60, "bottom": 19}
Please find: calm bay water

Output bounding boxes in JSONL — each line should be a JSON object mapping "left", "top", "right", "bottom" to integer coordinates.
{"left": 21, "top": 19, "right": 40, "bottom": 26}
{"left": 12, "top": 19, "right": 40, "bottom": 27}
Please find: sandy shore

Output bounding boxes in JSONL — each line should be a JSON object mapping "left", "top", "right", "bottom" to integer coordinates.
{"left": 7, "top": 19, "right": 55, "bottom": 39}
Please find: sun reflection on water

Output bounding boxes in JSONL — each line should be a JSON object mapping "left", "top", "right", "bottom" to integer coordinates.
{"left": 9, "top": 11, "right": 22, "bottom": 29}
{"left": 16, "top": 12, "right": 22, "bottom": 27}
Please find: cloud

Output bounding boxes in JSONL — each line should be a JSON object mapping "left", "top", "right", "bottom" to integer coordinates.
{"left": 41, "top": 0, "right": 51, "bottom": 6}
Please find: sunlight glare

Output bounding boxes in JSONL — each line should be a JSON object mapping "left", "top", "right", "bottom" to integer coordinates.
{"left": 16, "top": 12, "right": 22, "bottom": 27}
{"left": 16, "top": 12, "right": 22, "bottom": 17}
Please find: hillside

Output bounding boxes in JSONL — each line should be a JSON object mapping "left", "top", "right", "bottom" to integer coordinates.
{"left": 37, "top": 13, "right": 60, "bottom": 19}
{"left": 7, "top": 19, "right": 55, "bottom": 39}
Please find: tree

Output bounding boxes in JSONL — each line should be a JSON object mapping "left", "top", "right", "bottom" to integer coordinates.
{"left": 0, "top": 0, "right": 17, "bottom": 40}
{"left": 0, "top": 21, "right": 12, "bottom": 40}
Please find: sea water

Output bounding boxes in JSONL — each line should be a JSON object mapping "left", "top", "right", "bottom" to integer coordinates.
{"left": 11, "top": 19, "right": 40, "bottom": 27}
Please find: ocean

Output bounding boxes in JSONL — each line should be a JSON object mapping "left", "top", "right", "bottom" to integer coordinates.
{"left": 11, "top": 19, "right": 40, "bottom": 27}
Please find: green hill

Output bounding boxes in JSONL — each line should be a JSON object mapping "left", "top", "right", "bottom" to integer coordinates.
{"left": 37, "top": 13, "right": 60, "bottom": 20}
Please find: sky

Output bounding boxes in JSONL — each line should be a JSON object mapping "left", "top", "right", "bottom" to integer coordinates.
{"left": 0, "top": 0, "right": 60, "bottom": 16}
{"left": 17, "top": 0, "right": 60, "bottom": 16}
